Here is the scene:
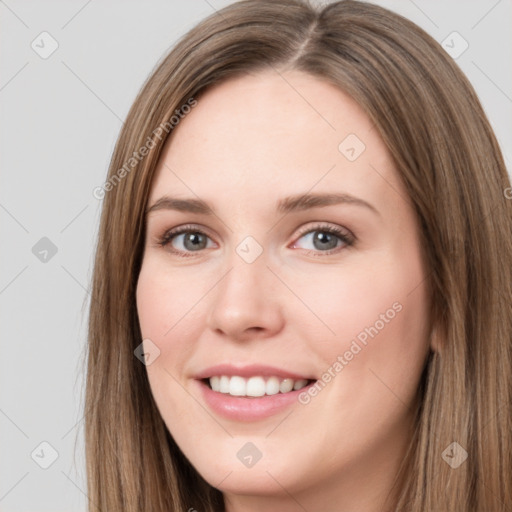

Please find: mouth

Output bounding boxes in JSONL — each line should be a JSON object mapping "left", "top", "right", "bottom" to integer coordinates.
{"left": 194, "top": 363, "right": 318, "bottom": 420}
{"left": 201, "top": 375, "right": 317, "bottom": 398}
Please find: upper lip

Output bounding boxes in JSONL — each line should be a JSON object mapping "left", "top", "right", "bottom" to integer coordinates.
{"left": 195, "top": 364, "right": 316, "bottom": 381}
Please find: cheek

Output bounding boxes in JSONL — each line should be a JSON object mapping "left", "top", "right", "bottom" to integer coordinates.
{"left": 135, "top": 262, "right": 196, "bottom": 408}
{"left": 136, "top": 259, "right": 207, "bottom": 343}
{"left": 285, "top": 254, "right": 430, "bottom": 474}
{"left": 305, "top": 249, "right": 431, "bottom": 413}
{"left": 289, "top": 248, "right": 429, "bottom": 348}
{"left": 136, "top": 258, "right": 228, "bottom": 424}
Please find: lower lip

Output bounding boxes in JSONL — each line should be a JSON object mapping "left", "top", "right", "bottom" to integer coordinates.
{"left": 196, "top": 379, "right": 316, "bottom": 422}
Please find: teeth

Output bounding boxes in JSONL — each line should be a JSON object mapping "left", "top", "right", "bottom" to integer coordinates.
{"left": 293, "top": 379, "right": 308, "bottom": 391}
{"left": 219, "top": 376, "right": 230, "bottom": 393}
{"left": 210, "top": 376, "right": 220, "bottom": 392}
{"left": 207, "top": 375, "right": 312, "bottom": 397}
{"left": 280, "top": 378, "right": 294, "bottom": 393}
{"left": 246, "top": 376, "right": 266, "bottom": 397}
{"left": 265, "top": 376, "right": 280, "bottom": 395}
{"left": 229, "top": 376, "right": 246, "bottom": 396}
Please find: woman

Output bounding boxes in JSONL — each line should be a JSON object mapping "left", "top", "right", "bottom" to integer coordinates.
{"left": 85, "top": 0, "right": 512, "bottom": 510}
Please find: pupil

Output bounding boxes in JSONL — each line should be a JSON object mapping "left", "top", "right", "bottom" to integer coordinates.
{"left": 185, "top": 232, "right": 205, "bottom": 251}
{"left": 314, "top": 231, "right": 337, "bottom": 250}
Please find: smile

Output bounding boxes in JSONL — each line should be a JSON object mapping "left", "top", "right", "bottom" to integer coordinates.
{"left": 194, "top": 363, "right": 318, "bottom": 421}
{"left": 206, "top": 375, "right": 312, "bottom": 397}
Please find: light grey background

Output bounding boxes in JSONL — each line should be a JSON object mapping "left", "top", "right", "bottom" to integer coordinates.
{"left": 1, "top": 1, "right": 510, "bottom": 510}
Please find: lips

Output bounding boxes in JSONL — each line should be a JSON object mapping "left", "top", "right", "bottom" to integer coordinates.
{"left": 194, "top": 363, "right": 316, "bottom": 381}
{"left": 193, "top": 363, "right": 318, "bottom": 420}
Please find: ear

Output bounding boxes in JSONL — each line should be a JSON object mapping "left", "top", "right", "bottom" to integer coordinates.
{"left": 429, "top": 324, "right": 442, "bottom": 353}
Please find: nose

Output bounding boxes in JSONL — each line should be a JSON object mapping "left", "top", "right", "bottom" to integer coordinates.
{"left": 206, "top": 250, "right": 285, "bottom": 342}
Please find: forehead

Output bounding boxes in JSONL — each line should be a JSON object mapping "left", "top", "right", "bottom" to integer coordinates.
{"left": 149, "top": 70, "right": 403, "bottom": 212}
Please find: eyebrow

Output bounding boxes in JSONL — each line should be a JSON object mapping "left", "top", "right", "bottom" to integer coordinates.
{"left": 146, "top": 192, "right": 379, "bottom": 217}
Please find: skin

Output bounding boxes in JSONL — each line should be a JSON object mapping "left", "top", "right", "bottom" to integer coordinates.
{"left": 136, "top": 69, "right": 432, "bottom": 512}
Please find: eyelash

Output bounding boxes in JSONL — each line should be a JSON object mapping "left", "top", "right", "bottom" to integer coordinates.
{"left": 155, "top": 223, "right": 355, "bottom": 258}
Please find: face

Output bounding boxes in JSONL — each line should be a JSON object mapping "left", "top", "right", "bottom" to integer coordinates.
{"left": 136, "top": 70, "right": 432, "bottom": 510}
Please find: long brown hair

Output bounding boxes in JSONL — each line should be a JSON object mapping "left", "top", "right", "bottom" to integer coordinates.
{"left": 85, "top": 0, "right": 512, "bottom": 510}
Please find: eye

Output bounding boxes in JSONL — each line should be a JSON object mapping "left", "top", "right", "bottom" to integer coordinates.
{"left": 156, "top": 224, "right": 216, "bottom": 257}
{"left": 290, "top": 223, "right": 354, "bottom": 255}
{"left": 155, "top": 222, "right": 354, "bottom": 258}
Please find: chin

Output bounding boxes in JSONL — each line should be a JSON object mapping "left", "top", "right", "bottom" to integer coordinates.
{"left": 204, "top": 465, "right": 295, "bottom": 496}
{"left": 185, "top": 439, "right": 302, "bottom": 496}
